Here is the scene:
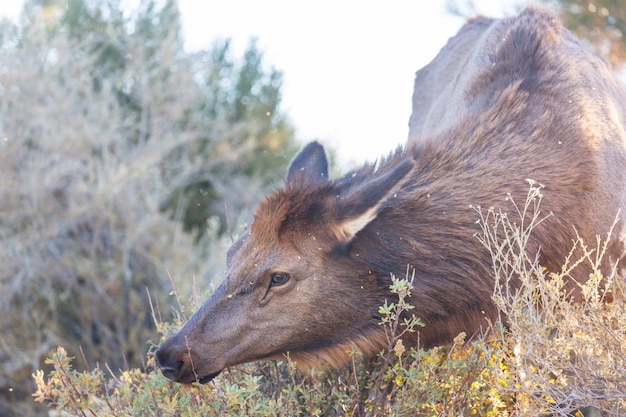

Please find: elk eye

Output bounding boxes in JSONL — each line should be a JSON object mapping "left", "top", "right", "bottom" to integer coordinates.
{"left": 270, "top": 272, "right": 290, "bottom": 287}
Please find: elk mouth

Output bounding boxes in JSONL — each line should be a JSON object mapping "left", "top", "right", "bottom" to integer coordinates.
{"left": 198, "top": 371, "right": 222, "bottom": 384}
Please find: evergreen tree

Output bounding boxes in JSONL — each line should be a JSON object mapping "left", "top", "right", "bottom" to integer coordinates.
{"left": 0, "top": 0, "right": 297, "bottom": 414}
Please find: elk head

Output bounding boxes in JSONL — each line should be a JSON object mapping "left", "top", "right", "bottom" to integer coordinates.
{"left": 155, "top": 142, "right": 414, "bottom": 383}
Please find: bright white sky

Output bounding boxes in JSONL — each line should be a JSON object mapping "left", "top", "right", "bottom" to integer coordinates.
{"left": 0, "top": 0, "right": 523, "bottom": 167}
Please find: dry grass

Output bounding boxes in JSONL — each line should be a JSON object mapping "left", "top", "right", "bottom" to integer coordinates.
{"left": 475, "top": 180, "right": 626, "bottom": 415}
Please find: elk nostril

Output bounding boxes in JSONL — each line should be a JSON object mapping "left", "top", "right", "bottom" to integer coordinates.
{"left": 155, "top": 346, "right": 184, "bottom": 379}
{"left": 161, "top": 360, "right": 183, "bottom": 372}
{"left": 159, "top": 360, "right": 184, "bottom": 379}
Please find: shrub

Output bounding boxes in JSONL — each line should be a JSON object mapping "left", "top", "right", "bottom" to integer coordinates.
{"left": 32, "top": 181, "right": 626, "bottom": 416}
{"left": 33, "top": 274, "right": 516, "bottom": 416}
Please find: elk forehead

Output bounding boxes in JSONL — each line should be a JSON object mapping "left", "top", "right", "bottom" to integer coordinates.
{"left": 227, "top": 198, "right": 314, "bottom": 279}
{"left": 251, "top": 186, "right": 334, "bottom": 244}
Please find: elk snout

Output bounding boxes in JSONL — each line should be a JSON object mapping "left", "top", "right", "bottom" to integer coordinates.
{"left": 154, "top": 338, "right": 221, "bottom": 384}
{"left": 154, "top": 341, "right": 186, "bottom": 381}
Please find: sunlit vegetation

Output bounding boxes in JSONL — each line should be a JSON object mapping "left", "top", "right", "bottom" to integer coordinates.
{"left": 32, "top": 183, "right": 626, "bottom": 416}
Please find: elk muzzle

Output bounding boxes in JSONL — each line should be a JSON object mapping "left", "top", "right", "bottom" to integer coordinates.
{"left": 154, "top": 337, "right": 221, "bottom": 384}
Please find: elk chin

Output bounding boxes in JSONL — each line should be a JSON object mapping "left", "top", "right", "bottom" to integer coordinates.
{"left": 198, "top": 371, "right": 222, "bottom": 384}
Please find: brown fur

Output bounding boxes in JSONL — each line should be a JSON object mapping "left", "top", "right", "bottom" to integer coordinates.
{"left": 155, "top": 6, "right": 626, "bottom": 384}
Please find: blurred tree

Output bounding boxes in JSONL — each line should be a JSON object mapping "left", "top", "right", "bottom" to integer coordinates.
{"left": 0, "top": 0, "right": 298, "bottom": 415}
{"left": 447, "top": 0, "right": 626, "bottom": 69}
{"left": 20, "top": 0, "right": 298, "bottom": 236}
{"left": 162, "top": 37, "right": 298, "bottom": 236}
{"left": 549, "top": 0, "right": 626, "bottom": 68}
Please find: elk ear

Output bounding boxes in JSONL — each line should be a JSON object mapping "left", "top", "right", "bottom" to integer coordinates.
{"left": 333, "top": 160, "right": 414, "bottom": 242}
{"left": 287, "top": 141, "right": 329, "bottom": 186}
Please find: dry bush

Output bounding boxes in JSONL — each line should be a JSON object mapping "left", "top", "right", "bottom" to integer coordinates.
{"left": 0, "top": 20, "right": 194, "bottom": 416}
{"left": 0, "top": 2, "right": 292, "bottom": 414}
{"left": 475, "top": 180, "right": 626, "bottom": 416}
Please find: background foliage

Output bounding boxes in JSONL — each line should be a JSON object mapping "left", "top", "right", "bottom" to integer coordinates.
{"left": 553, "top": 0, "right": 626, "bottom": 68}
{"left": 2, "top": 0, "right": 626, "bottom": 416}
{"left": 450, "top": 0, "right": 626, "bottom": 69}
{"left": 0, "top": 0, "right": 297, "bottom": 414}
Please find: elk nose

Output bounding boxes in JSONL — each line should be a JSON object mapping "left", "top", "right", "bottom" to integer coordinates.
{"left": 154, "top": 346, "right": 184, "bottom": 381}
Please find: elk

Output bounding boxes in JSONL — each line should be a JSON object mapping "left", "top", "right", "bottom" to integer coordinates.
{"left": 156, "top": 5, "right": 626, "bottom": 384}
